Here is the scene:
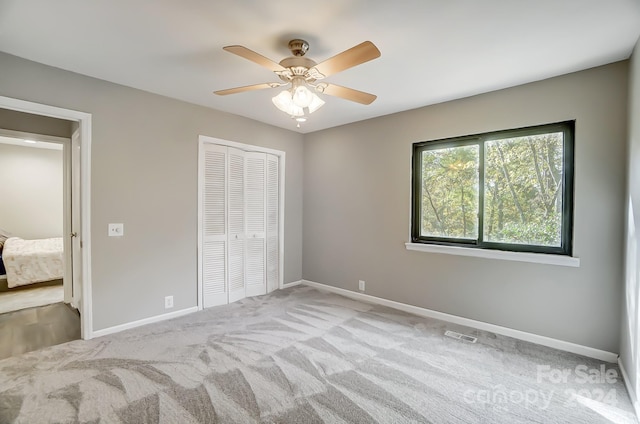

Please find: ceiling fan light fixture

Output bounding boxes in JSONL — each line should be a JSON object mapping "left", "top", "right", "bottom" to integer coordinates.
{"left": 308, "top": 94, "right": 325, "bottom": 114}
{"left": 292, "top": 85, "right": 313, "bottom": 108}
{"left": 290, "top": 105, "right": 304, "bottom": 117}
{"left": 219, "top": 39, "right": 380, "bottom": 127}
{"left": 272, "top": 90, "right": 291, "bottom": 111}
{"left": 272, "top": 90, "right": 305, "bottom": 117}
{"left": 272, "top": 86, "right": 324, "bottom": 118}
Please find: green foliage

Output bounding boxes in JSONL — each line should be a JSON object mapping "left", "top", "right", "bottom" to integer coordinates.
{"left": 420, "top": 132, "right": 564, "bottom": 247}
{"left": 489, "top": 220, "right": 561, "bottom": 246}
{"left": 421, "top": 145, "right": 478, "bottom": 239}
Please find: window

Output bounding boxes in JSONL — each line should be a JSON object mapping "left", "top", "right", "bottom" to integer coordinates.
{"left": 411, "top": 121, "right": 574, "bottom": 255}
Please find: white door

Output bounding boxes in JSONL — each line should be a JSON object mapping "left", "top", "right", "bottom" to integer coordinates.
{"left": 198, "top": 138, "right": 283, "bottom": 309}
{"left": 70, "top": 129, "right": 82, "bottom": 309}
{"left": 201, "top": 144, "right": 228, "bottom": 307}
{"left": 227, "top": 147, "right": 246, "bottom": 303}
{"left": 266, "top": 154, "right": 279, "bottom": 293}
{"left": 245, "top": 152, "right": 267, "bottom": 297}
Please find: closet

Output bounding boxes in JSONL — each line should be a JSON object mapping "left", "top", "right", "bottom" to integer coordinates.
{"left": 199, "top": 139, "right": 281, "bottom": 308}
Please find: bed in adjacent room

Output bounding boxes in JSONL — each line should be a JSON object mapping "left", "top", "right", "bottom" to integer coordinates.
{"left": 2, "top": 237, "right": 64, "bottom": 288}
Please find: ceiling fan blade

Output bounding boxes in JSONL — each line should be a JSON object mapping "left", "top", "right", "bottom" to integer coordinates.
{"left": 312, "top": 41, "right": 381, "bottom": 78}
{"left": 320, "top": 84, "right": 377, "bottom": 105}
{"left": 214, "top": 83, "right": 280, "bottom": 96}
{"left": 223, "top": 45, "right": 285, "bottom": 72}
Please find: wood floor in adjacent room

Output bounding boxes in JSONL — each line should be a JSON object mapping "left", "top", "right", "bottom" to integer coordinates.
{"left": 0, "top": 302, "right": 80, "bottom": 360}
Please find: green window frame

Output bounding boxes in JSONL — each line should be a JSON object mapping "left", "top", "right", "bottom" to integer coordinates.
{"left": 411, "top": 121, "right": 575, "bottom": 255}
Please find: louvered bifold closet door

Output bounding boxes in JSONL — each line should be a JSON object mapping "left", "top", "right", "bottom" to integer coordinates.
{"left": 227, "top": 147, "right": 246, "bottom": 303}
{"left": 245, "top": 152, "right": 267, "bottom": 297}
{"left": 202, "top": 144, "right": 228, "bottom": 308}
{"left": 266, "top": 154, "right": 279, "bottom": 293}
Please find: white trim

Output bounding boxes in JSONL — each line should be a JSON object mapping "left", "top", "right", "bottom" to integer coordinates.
{"left": 197, "top": 140, "right": 204, "bottom": 310}
{"left": 70, "top": 128, "right": 82, "bottom": 310}
{"left": 92, "top": 306, "right": 199, "bottom": 338}
{"left": 618, "top": 358, "right": 640, "bottom": 420}
{"left": 301, "top": 280, "right": 617, "bottom": 362}
{"left": 81, "top": 117, "right": 93, "bottom": 339}
{"left": 199, "top": 135, "right": 285, "bottom": 156}
{"left": 0, "top": 96, "right": 93, "bottom": 340}
{"left": 405, "top": 242, "right": 580, "bottom": 267}
{"left": 197, "top": 135, "right": 286, "bottom": 309}
{"left": 63, "top": 137, "right": 72, "bottom": 304}
{"left": 282, "top": 280, "right": 302, "bottom": 288}
{"left": 278, "top": 153, "right": 286, "bottom": 291}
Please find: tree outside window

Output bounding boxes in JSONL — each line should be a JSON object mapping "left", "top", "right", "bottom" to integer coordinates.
{"left": 412, "top": 121, "right": 574, "bottom": 255}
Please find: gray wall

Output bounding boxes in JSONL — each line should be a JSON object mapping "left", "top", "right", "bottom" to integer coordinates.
{"left": 0, "top": 52, "right": 304, "bottom": 331}
{"left": 0, "top": 49, "right": 630, "bottom": 353}
{"left": 0, "top": 143, "right": 63, "bottom": 239}
{"left": 303, "top": 62, "right": 628, "bottom": 353}
{"left": 621, "top": 39, "right": 640, "bottom": 396}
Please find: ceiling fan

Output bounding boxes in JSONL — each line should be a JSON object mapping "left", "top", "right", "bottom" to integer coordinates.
{"left": 214, "top": 39, "right": 381, "bottom": 125}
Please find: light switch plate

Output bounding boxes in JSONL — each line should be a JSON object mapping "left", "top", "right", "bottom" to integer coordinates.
{"left": 108, "top": 223, "right": 124, "bottom": 237}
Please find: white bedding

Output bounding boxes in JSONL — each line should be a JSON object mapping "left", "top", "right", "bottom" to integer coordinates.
{"left": 3, "top": 237, "right": 64, "bottom": 288}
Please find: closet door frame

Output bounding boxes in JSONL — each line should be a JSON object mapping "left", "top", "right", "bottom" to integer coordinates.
{"left": 197, "top": 136, "right": 285, "bottom": 311}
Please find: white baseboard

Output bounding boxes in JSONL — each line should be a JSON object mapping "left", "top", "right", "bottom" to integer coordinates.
{"left": 92, "top": 306, "right": 199, "bottom": 338}
{"left": 618, "top": 358, "right": 640, "bottom": 420}
{"left": 301, "top": 280, "right": 618, "bottom": 363}
{"left": 282, "top": 280, "right": 303, "bottom": 289}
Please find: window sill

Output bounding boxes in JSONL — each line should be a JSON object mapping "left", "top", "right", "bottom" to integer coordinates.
{"left": 405, "top": 243, "right": 580, "bottom": 267}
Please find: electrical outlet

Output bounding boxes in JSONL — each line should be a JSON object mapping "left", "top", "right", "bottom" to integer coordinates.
{"left": 359, "top": 280, "right": 365, "bottom": 291}
{"left": 164, "top": 296, "right": 174, "bottom": 309}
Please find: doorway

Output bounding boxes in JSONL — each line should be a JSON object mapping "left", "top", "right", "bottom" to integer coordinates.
{"left": 0, "top": 96, "right": 92, "bottom": 340}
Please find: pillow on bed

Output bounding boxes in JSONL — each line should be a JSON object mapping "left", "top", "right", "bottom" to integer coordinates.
{"left": 0, "top": 228, "right": 12, "bottom": 249}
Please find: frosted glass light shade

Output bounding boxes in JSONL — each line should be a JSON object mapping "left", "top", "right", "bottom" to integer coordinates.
{"left": 272, "top": 85, "right": 324, "bottom": 118}
{"left": 272, "top": 90, "right": 292, "bottom": 112}
{"left": 308, "top": 94, "right": 325, "bottom": 114}
{"left": 292, "top": 85, "right": 313, "bottom": 108}
{"left": 290, "top": 104, "right": 304, "bottom": 117}
{"left": 272, "top": 90, "right": 304, "bottom": 117}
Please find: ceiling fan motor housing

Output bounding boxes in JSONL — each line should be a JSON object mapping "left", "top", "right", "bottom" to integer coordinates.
{"left": 288, "top": 39, "right": 309, "bottom": 56}
{"left": 277, "top": 47, "right": 320, "bottom": 84}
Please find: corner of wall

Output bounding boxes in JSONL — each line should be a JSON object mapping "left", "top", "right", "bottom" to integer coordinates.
{"left": 620, "top": 34, "right": 640, "bottom": 421}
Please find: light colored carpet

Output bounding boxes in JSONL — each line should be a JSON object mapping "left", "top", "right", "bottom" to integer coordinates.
{"left": 0, "top": 285, "right": 64, "bottom": 314}
{"left": 0, "top": 286, "right": 636, "bottom": 423}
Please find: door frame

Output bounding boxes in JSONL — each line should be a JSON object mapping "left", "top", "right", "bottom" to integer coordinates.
{"left": 197, "top": 135, "right": 286, "bottom": 310}
{"left": 0, "top": 95, "right": 93, "bottom": 340}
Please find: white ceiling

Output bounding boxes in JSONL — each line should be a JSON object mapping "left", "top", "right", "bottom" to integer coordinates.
{"left": 1, "top": 0, "right": 639, "bottom": 134}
